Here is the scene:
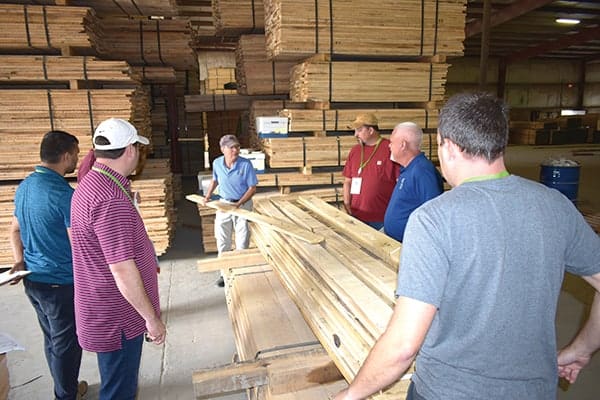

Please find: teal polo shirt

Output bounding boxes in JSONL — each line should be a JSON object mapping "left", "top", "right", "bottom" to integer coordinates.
{"left": 14, "top": 166, "right": 74, "bottom": 284}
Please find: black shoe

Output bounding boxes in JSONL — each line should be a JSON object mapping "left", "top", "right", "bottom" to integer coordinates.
{"left": 216, "top": 276, "right": 225, "bottom": 287}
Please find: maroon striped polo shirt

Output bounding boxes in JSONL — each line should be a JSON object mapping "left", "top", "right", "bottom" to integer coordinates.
{"left": 71, "top": 162, "right": 160, "bottom": 352}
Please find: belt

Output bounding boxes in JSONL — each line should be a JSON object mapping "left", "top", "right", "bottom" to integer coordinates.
{"left": 223, "top": 198, "right": 240, "bottom": 202}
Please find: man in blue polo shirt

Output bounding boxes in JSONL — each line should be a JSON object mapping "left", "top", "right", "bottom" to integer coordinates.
{"left": 9, "top": 130, "right": 87, "bottom": 400}
{"left": 383, "top": 122, "right": 443, "bottom": 242}
{"left": 201, "top": 134, "right": 258, "bottom": 286}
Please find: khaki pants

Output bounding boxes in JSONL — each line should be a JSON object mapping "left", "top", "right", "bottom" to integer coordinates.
{"left": 0, "top": 353, "right": 8, "bottom": 400}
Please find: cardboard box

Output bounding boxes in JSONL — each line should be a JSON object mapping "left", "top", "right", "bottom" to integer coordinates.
{"left": 256, "top": 117, "right": 288, "bottom": 135}
{"left": 240, "top": 149, "right": 265, "bottom": 173}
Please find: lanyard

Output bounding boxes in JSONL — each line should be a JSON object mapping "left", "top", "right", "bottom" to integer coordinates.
{"left": 91, "top": 166, "right": 134, "bottom": 205}
{"left": 358, "top": 137, "right": 382, "bottom": 175}
{"left": 462, "top": 170, "right": 509, "bottom": 183}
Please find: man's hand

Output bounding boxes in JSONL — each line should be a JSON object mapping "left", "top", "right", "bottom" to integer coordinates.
{"left": 9, "top": 261, "right": 25, "bottom": 285}
{"left": 146, "top": 315, "right": 166, "bottom": 345}
{"left": 333, "top": 389, "right": 353, "bottom": 400}
{"left": 558, "top": 346, "right": 592, "bottom": 383}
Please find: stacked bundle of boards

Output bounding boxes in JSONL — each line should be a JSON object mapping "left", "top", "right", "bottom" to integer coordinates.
{"left": 235, "top": 34, "right": 295, "bottom": 95}
{"left": 289, "top": 60, "right": 449, "bottom": 103}
{"left": 264, "top": 0, "right": 466, "bottom": 60}
{"left": 280, "top": 108, "right": 439, "bottom": 133}
{"left": 0, "top": 87, "right": 150, "bottom": 180}
{"left": 212, "top": 0, "right": 265, "bottom": 35}
{"left": 0, "top": 4, "right": 104, "bottom": 54}
{"left": 193, "top": 261, "right": 346, "bottom": 398}
{"left": 0, "top": 184, "right": 18, "bottom": 267}
{"left": 250, "top": 196, "right": 412, "bottom": 398}
{"left": 261, "top": 134, "right": 438, "bottom": 169}
{"left": 99, "top": 18, "right": 197, "bottom": 71}
{"left": 131, "top": 158, "right": 177, "bottom": 256}
{"left": 4, "top": 0, "right": 180, "bottom": 18}
{"left": 0, "top": 55, "right": 140, "bottom": 84}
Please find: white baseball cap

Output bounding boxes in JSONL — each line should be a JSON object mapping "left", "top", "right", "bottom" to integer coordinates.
{"left": 93, "top": 118, "right": 149, "bottom": 150}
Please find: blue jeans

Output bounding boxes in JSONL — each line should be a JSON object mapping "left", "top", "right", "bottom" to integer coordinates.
{"left": 97, "top": 332, "right": 144, "bottom": 400}
{"left": 24, "top": 279, "right": 82, "bottom": 400}
{"left": 407, "top": 381, "right": 426, "bottom": 400}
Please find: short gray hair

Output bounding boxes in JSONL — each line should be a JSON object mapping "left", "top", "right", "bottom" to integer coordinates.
{"left": 394, "top": 121, "right": 423, "bottom": 148}
{"left": 219, "top": 134, "right": 240, "bottom": 148}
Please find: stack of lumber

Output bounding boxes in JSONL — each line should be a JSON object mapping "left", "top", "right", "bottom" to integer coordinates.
{"left": 131, "top": 65, "right": 178, "bottom": 84}
{"left": 176, "top": 0, "right": 216, "bottom": 37}
{"left": 204, "top": 67, "right": 237, "bottom": 94}
{"left": 0, "top": 4, "right": 104, "bottom": 54}
{"left": 100, "top": 18, "right": 197, "bottom": 70}
{"left": 290, "top": 60, "right": 449, "bottom": 103}
{"left": 191, "top": 187, "right": 344, "bottom": 254}
{"left": 0, "top": 184, "right": 18, "bottom": 268}
{"left": 185, "top": 93, "right": 287, "bottom": 112}
{"left": 249, "top": 195, "right": 411, "bottom": 398}
{"left": 0, "top": 88, "right": 151, "bottom": 180}
{"left": 9, "top": 0, "right": 180, "bottom": 18}
{"left": 0, "top": 56, "right": 140, "bottom": 85}
{"left": 212, "top": 0, "right": 265, "bottom": 35}
{"left": 280, "top": 108, "right": 439, "bottom": 133}
{"left": 193, "top": 257, "right": 346, "bottom": 399}
{"left": 261, "top": 134, "right": 438, "bottom": 169}
{"left": 131, "top": 158, "right": 177, "bottom": 256}
{"left": 264, "top": 0, "right": 466, "bottom": 61}
{"left": 509, "top": 121, "right": 546, "bottom": 145}
{"left": 235, "top": 35, "right": 295, "bottom": 95}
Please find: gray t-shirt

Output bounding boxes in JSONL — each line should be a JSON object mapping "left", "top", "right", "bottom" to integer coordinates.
{"left": 396, "top": 175, "right": 600, "bottom": 400}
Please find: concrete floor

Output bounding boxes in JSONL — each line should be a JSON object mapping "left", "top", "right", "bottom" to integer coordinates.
{"left": 1, "top": 144, "right": 599, "bottom": 399}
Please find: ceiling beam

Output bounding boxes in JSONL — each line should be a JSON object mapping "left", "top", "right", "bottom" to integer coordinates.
{"left": 506, "top": 25, "right": 600, "bottom": 64}
{"left": 466, "top": 0, "right": 555, "bottom": 38}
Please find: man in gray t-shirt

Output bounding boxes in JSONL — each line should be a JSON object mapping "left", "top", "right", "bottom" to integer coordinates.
{"left": 334, "top": 92, "right": 600, "bottom": 400}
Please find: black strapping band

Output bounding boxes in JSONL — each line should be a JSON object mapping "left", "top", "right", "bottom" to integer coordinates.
{"left": 42, "top": 55, "right": 48, "bottom": 80}
{"left": 46, "top": 90, "right": 55, "bottom": 131}
{"left": 23, "top": 6, "right": 32, "bottom": 48}
{"left": 314, "top": 0, "right": 319, "bottom": 53}
{"left": 250, "top": 0, "right": 256, "bottom": 32}
{"left": 271, "top": 61, "right": 276, "bottom": 94}
{"left": 156, "top": 20, "right": 166, "bottom": 65}
{"left": 139, "top": 20, "right": 148, "bottom": 65}
{"left": 336, "top": 136, "right": 341, "bottom": 166}
{"left": 302, "top": 137, "right": 307, "bottom": 167}
{"left": 322, "top": 110, "right": 326, "bottom": 131}
{"left": 419, "top": 0, "right": 425, "bottom": 56}
{"left": 42, "top": 6, "right": 51, "bottom": 49}
{"left": 433, "top": 0, "right": 440, "bottom": 55}
{"left": 83, "top": 56, "right": 95, "bottom": 134}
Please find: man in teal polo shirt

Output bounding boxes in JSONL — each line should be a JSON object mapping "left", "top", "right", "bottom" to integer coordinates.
{"left": 9, "top": 130, "right": 87, "bottom": 400}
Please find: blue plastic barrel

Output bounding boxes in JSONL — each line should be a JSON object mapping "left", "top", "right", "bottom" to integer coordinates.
{"left": 539, "top": 164, "right": 581, "bottom": 202}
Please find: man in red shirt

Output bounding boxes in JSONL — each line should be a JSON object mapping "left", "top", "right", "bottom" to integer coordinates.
{"left": 343, "top": 114, "right": 399, "bottom": 229}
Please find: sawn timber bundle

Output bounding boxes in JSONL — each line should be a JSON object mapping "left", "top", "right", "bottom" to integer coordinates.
{"left": 250, "top": 195, "right": 412, "bottom": 399}
{"left": 289, "top": 61, "right": 449, "bottom": 103}
{"left": 264, "top": 0, "right": 467, "bottom": 61}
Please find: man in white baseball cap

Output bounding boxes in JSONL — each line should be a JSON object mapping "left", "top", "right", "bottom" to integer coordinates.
{"left": 71, "top": 118, "right": 164, "bottom": 399}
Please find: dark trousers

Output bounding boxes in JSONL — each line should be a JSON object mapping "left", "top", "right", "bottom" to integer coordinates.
{"left": 407, "top": 380, "right": 426, "bottom": 400}
{"left": 24, "top": 279, "right": 82, "bottom": 400}
{"left": 97, "top": 333, "right": 144, "bottom": 400}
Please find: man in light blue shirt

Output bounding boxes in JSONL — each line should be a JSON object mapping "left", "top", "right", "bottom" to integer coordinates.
{"left": 201, "top": 135, "right": 258, "bottom": 286}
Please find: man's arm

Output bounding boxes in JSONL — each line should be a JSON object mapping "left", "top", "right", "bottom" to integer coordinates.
{"left": 200, "top": 179, "right": 218, "bottom": 206}
{"left": 343, "top": 177, "right": 352, "bottom": 215}
{"left": 110, "top": 260, "right": 166, "bottom": 344}
{"left": 236, "top": 185, "right": 256, "bottom": 209}
{"left": 334, "top": 296, "right": 436, "bottom": 400}
{"left": 558, "top": 273, "right": 600, "bottom": 383}
{"left": 8, "top": 217, "right": 25, "bottom": 280}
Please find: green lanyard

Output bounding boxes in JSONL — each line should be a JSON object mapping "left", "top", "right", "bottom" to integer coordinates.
{"left": 91, "top": 166, "right": 134, "bottom": 205}
{"left": 462, "top": 170, "right": 509, "bottom": 183}
{"left": 358, "top": 137, "right": 383, "bottom": 175}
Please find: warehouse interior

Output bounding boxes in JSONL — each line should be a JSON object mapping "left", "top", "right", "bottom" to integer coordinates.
{"left": 1, "top": 0, "right": 600, "bottom": 399}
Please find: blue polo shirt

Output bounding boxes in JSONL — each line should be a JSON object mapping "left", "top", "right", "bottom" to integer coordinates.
{"left": 384, "top": 153, "right": 443, "bottom": 242}
{"left": 14, "top": 166, "right": 75, "bottom": 284}
{"left": 212, "top": 155, "right": 258, "bottom": 201}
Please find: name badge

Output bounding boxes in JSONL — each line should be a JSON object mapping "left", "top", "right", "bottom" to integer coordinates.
{"left": 350, "top": 177, "right": 362, "bottom": 195}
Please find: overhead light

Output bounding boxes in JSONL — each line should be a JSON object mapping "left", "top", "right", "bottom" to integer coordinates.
{"left": 560, "top": 109, "right": 586, "bottom": 116}
{"left": 555, "top": 18, "right": 580, "bottom": 25}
